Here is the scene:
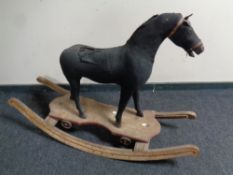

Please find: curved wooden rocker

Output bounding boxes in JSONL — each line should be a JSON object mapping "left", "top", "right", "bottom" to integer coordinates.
{"left": 7, "top": 76, "right": 200, "bottom": 161}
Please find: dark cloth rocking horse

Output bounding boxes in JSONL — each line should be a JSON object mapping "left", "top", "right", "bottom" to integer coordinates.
{"left": 60, "top": 13, "right": 204, "bottom": 127}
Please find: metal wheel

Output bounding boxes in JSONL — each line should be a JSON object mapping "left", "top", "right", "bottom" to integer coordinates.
{"left": 120, "top": 137, "right": 132, "bottom": 146}
{"left": 60, "top": 120, "right": 73, "bottom": 130}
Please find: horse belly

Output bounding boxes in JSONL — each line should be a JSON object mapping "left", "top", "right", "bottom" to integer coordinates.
{"left": 77, "top": 62, "right": 117, "bottom": 84}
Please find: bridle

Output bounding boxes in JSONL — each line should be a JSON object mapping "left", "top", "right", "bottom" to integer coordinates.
{"left": 167, "top": 17, "right": 185, "bottom": 38}
{"left": 167, "top": 16, "right": 203, "bottom": 52}
{"left": 188, "top": 41, "right": 203, "bottom": 51}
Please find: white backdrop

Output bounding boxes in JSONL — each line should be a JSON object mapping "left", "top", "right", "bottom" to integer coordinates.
{"left": 0, "top": 0, "right": 232, "bottom": 84}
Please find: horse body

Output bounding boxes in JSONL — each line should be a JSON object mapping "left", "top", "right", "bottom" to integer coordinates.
{"left": 61, "top": 43, "right": 155, "bottom": 87}
{"left": 61, "top": 45, "right": 125, "bottom": 84}
{"left": 60, "top": 13, "right": 204, "bottom": 126}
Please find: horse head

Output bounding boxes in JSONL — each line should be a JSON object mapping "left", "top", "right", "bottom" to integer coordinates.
{"left": 168, "top": 14, "right": 204, "bottom": 57}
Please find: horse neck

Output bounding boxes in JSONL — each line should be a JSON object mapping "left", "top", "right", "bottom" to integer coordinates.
{"left": 126, "top": 20, "right": 171, "bottom": 62}
{"left": 126, "top": 36, "right": 164, "bottom": 62}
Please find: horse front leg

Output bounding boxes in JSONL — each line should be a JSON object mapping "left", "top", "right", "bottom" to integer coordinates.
{"left": 115, "top": 88, "right": 133, "bottom": 127}
{"left": 133, "top": 90, "right": 144, "bottom": 117}
{"left": 69, "top": 78, "right": 85, "bottom": 118}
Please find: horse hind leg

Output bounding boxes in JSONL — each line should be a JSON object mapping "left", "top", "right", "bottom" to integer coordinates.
{"left": 69, "top": 78, "right": 85, "bottom": 118}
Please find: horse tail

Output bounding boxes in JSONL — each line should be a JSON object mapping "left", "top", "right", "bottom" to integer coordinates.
{"left": 60, "top": 49, "right": 69, "bottom": 79}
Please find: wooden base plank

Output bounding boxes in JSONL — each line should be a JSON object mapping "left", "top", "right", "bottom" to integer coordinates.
{"left": 155, "top": 111, "right": 197, "bottom": 120}
{"left": 49, "top": 94, "right": 161, "bottom": 143}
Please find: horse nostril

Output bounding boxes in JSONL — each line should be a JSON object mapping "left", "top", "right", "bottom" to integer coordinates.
{"left": 193, "top": 43, "right": 204, "bottom": 54}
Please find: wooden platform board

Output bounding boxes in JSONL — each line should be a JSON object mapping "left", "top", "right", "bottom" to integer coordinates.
{"left": 49, "top": 95, "right": 161, "bottom": 143}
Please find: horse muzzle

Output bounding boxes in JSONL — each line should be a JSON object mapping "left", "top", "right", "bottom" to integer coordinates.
{"left": 193, "top": 42, "right": 204, "bottom": 54}
{"left": 187, "top": 42, "right": 204, "bottom": 57}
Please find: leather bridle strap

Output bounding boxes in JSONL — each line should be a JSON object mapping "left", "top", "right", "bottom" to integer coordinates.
{"left": 168, "top": 17, "right": 203, "bottom": 52}
{"left": 167, "top": 18, "right": 185, "bottom": 38}
{"left": 189, "top": 41, "right": 203, "bottom": 51}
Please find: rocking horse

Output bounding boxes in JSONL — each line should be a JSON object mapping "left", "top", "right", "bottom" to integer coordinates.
{"left": 8, "top": 13, "right": 204, "bottom": 161}
{"left": 60, "top": 13, "right": 204, "bottom": 126}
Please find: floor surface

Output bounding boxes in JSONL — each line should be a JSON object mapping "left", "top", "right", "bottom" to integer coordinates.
{"left": 0, "top": 85, "right": 233, "bottom": 175}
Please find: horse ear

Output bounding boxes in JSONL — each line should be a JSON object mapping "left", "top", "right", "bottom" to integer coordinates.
{"left": 184, "top": 14, "right": 193, "bottom": 20}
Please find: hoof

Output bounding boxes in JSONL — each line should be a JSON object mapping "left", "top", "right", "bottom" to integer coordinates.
{"left": 136, "top": 111, "right": 144, "bottom": 117}
{"left": 70, "top": 95, "right": 75, "bottom": 101}
{"left": 79, "top": 113, "right": 86, "bottom": 119}
{"left": 115, "top": 121, "right": 122, "bottom": 128}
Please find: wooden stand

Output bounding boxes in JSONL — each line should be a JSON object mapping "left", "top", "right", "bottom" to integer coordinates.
{"left": 49, "top": 94, "right": 160, "bottom": 143}
{"left": 7, "top": 76, "right": 200, "bottom": 161}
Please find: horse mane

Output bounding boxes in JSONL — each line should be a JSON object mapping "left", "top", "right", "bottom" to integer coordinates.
{"left": 133, "top": 14, "right": 159, "bottom": 32}
{"left": 141, "top": 14, "right": 159, "bottom": 26}
{"left": 126, "top": 14, "right": 159, "bottom": 44}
